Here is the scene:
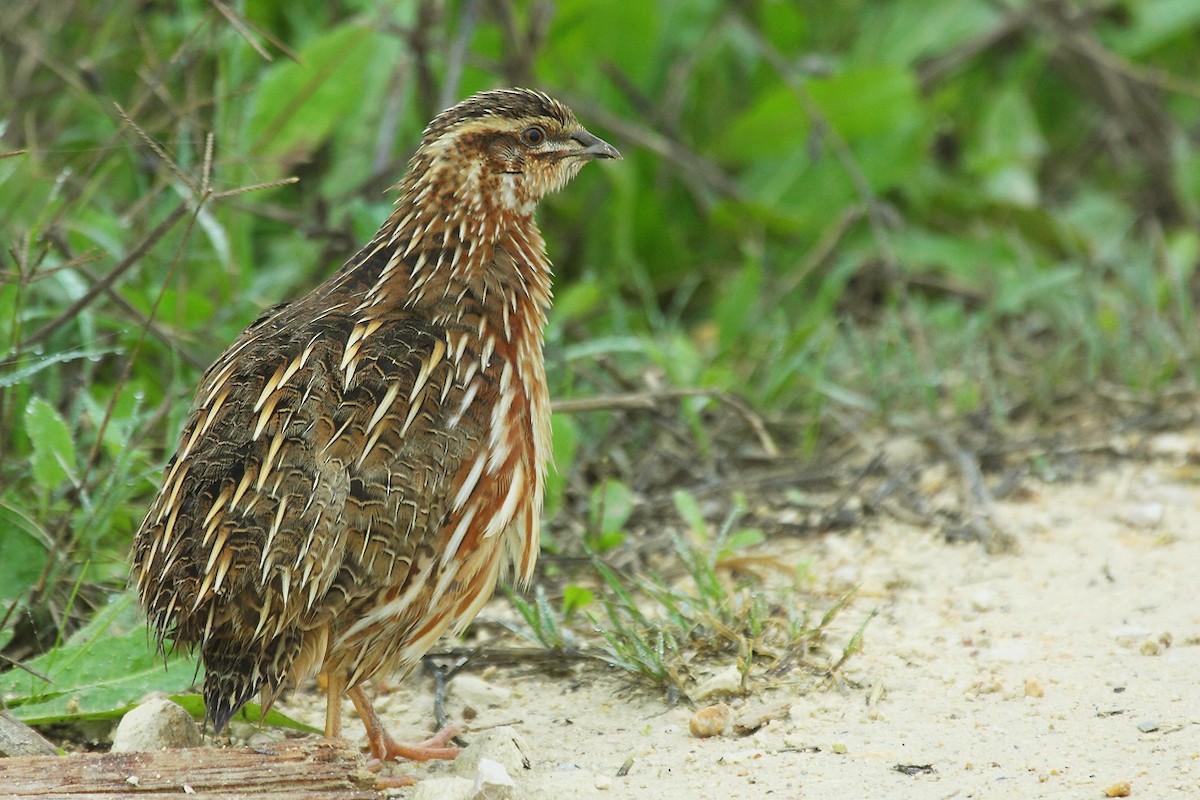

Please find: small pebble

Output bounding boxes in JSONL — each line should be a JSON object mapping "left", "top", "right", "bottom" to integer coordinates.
{"left": 1024, "top": 679, "right": 1044, "bottom": 698}
{"left": 1140, "top": 639, "right": 1161, "bottom": 656}
{"left": 1117, "top": 503, "right": 1164, "bottom": 529}
{"left": 451, "top": 726, "right": 531, "bottom": 777}
{"left": 1104, "top": 780, "right": 1132, "bottom": 797}
{"left": 831, "top": 742, "right": 848, "bottom": 754}
{"left": 692, "top": 666, "right": 743, "bottom": 700}
{"left": 732, "top": 701, "right": 791, "bottom": 736}
{"left": 970, "top": 590, "right": 995, "bottom": 612}
{"left": 450, "top": 674, "right": 513, "bottom": 711}
{"left": 689, "top": 703, "right": 731, "bottom": 738}
{"left": 472, "top": 758, "right": 516, "bottom": 800}
{"left": 1147, "top": 432, "right": 1193, "bottom": 458}
{"left": 1137, "top": 721, "right": 1159, "bottom": 733}
{"left": 594, "top": 775, "right": 613, "bottom": 790}
{"left": 112, "top": 697, "right": 203, "bottom": 753}
{"left": 411, "top": 776, "right": 473, "bottom": 800}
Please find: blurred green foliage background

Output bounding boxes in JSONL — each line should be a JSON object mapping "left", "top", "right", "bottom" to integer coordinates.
{"left": 1, "top": 0, "right": 1199, "bottom": 717}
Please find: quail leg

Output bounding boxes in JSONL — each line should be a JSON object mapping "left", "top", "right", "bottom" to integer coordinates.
{"left": 348, "top": 685, "right": 461, "bottom": 766}
{"left": 322, "top": 670, "right": 344, "bottom": 738}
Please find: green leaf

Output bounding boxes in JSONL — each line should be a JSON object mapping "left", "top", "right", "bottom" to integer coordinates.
{"left": 721, "top": 528, "right": 765, "bottom": 556}
{"left": 711, "top": 86, "right": 806, "bottom": 162}
{"left": 545, "top": 413, "right": 579, "bottom": 519}
{"left": 852, "top": 0, "right": 1000, "bottom": 67}
{"left": 966, "top": 87, "right": 1046, "bottom": 207}
{"left": 714, "top": 263, "right": 763, "bottom": 353}
{"left": 590, "top": 479, "right": 634, "bottom": 543}
{"left": 543, "top": 0, "right": 660, "bottom": 85}
{"left": 0, "top": 594, "right": 196, "bottom": 723}
{"left": 562, "top": 585, "right": 595, "bottom": 619}
{"left": 0, "top": 500, "right": 52, "bottom": 604}
{"left": 0, "top": 592, "right": 318, "bottom": 732}
{"left": 807, "top": 67, "right": 921, "bottom": 142}
{"left": 24, "top": 396, "right": 76, "bottom": 489}
{"left": 168, "top": 694, "right": 319, "bottom": 734}
{"left": 671, "top": 489, "right": 708, "bottom": 542}
{"left": 1107, "top": 0, "right": 1200, "bottom": 56}
{"left": 248, "top": 24, "right": 382, "bottom": 176}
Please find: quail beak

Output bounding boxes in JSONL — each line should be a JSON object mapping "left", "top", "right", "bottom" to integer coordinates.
{"left": 571, "top": 129, "right": 622, "bottom": 160}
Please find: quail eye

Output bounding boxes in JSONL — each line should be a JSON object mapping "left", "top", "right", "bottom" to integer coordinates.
{"left": 520, "top": 126, "right": 546, "bottom": 146}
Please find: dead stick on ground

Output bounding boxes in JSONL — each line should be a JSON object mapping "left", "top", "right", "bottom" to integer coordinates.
{"left": 932, "top": 430, "right": 1017, "bottom": 554}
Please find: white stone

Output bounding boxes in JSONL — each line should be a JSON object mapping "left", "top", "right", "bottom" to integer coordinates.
{"left": 1117, "top": 503, "right": 1164, "bottom": 529}
{"left": 473, "top": 758, "right": 517, "bottom": 800}
{"left": 111, "top": 697, "right": 202, "bottom": 753}
{"left": 412, "top": 776, "right": 474, "bottom": 800}
{"left": 451, "top": 674, "right": 514, "bottom": 711}
{"left": 452, "top": 726, "right": 532, "bottom": 778}
{"left": 692, "top": 665, "right": 743, "bottom": 700}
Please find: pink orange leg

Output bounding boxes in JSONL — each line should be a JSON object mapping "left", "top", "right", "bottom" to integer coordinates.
{"left": 348, "top": 685, "right": 461, "bottom": 767}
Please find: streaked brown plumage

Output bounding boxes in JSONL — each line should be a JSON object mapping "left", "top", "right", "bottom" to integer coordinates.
{"left": 131, "top": 88, "right": 619, "bottom": 763}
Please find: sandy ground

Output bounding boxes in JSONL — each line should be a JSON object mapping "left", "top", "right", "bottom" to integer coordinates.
{"left": 277, "top": 457, "right": 1200, "bottom": 799}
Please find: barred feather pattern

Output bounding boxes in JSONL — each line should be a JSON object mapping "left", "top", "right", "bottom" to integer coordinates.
{"left": 131, "top": 89, "right": 619, "bottom": 733}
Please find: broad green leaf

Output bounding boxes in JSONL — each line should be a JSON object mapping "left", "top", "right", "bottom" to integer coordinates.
{"left": 852, "top": 0, "right": 1000, "bottom": 67}
{"left": 0, "top": 500, "right": 51, "bottom": 604}
{"left": 807, "top": 67, "right": 921, "bottom": 142}
{"left": 1107, "top": 0, "right": 1200, "bottom": 56}
{"left": 168, "top": 694, "right": 319, "bottom": 734}
{"left": 24, "top": 396, "right": 76, "bottom": 489}
{"left": 248, "top": 24, "right": 382, "bottom": 176}
{"left": 543, "top": 0, "right": 659, "bottom": 85}
{"left": 711, "top": 86, "right": 807, "bottom": 162}
{"left": 0, "top": 595, "right": 192, "bottom": 721}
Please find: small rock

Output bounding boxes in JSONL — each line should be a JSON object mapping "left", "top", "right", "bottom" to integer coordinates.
{"left": 1117, "top": 502, "right": 1164, "bottom": 529}
{"left": 831, "top": 742, "right": 848, "bottom": 754}
{"left": 881, "top": 435, "right": 927, "bottom": 465}
{"left": 1140, "top": 639, "right": 1162, "bottom": 656}
{"left": 1024, "top": 679, "right": 1044, "bottom": 698}
{"left": 692, "top": 666, "right": 743, "bottom": 700}
{"left": 731, "top": 701, "right": 792, "bottom": 736}
{"left": 111, "top": 697, "right": 202, "bottom": 752}
{"left": 451, "top": 674, "right": 513, "bottom": 712}
{"left": 1137, "top": 721, "right": 1159, "bottom": 733}
{"left": 1147, "top": 432, "right": 1193, "bottom": 459}
{"left": 970, "top": 589, "right": 995, "bottom": 613}
{"left": 1109, "top": 625, "right": 1152, "bottom": 644}
{"left": 1103, "top": 780, "right": 1132, "bottom": 797}
{"left": 452, "top": 726, "right": 532, "bottom": 778}
{"left": 473, "top": 758, "right": 516, "bottom": 800}
{"left": 412, "top": 776, "right": 474, "bottom": 800}
{"left": 593, "top": 774, "right": 613, "bottom": 790}
{"left": 689, "top": 703, "right": 731, "bottom": 738}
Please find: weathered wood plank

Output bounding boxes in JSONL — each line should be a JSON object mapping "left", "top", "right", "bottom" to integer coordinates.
{"left": 0, "top": 711, "right": 58, "bottom": 758}
{"left": 0, "top": 740, "right": 384, "bottom": 799}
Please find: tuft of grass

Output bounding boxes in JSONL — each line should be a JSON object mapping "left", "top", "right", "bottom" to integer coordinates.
{"left": 508, "top": 492, "right": 864, "bottom": 700}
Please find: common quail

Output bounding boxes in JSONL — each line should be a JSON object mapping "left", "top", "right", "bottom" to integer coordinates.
{"left": 132, "top": 88, "right": 620, "bottom": 764}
